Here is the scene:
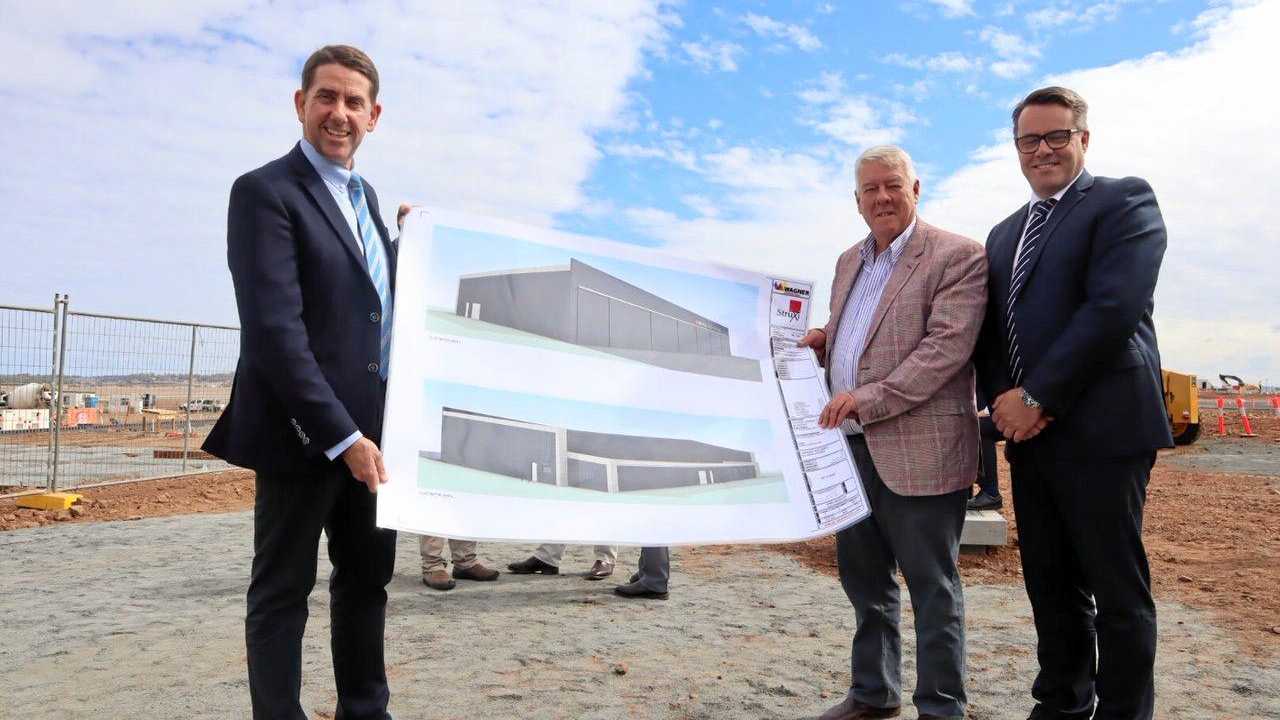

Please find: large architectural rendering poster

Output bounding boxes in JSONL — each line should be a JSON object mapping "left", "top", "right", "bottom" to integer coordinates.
{"left": 377, "top": 208, "right": 869, "bottom": 545}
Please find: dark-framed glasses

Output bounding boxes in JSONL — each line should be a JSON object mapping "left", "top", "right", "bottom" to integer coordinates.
{"left": 1014, "top": 128, "right": 1082, "bottom": 154}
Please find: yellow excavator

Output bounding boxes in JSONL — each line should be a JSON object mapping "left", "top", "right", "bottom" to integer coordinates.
{"left": 1162, "top": 369, "right": 1200, "bottom": 445}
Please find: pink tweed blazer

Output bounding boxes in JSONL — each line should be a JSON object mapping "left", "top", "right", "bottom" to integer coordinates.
{"left": 820, "top": 220, "right": 988, "bottom": 496}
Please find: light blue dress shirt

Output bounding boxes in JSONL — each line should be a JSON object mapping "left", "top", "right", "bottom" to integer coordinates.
{"left": 828, "top": 219, "right": 915, "bottom": 434}
{"left": 298, "top": 138, "right": 365, "bottom": 461}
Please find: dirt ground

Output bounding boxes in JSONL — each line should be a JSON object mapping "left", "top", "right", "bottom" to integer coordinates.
{"left": 4, "top": 413, "right": 1278, "bottom": 662}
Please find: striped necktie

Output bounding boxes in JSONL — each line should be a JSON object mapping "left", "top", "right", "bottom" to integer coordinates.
{"left": 1006, "top": 198, "right": 1057, "bottom": 386}
{"left": 347, "top": 174, "right": 392, "bottom": 381}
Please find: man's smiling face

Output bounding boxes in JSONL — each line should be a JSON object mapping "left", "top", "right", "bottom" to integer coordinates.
{"left": 294, "top": 63, "right": 381, "bottom": 169}
{"left": 856, "top": 160, "right": 920, "bottom": 246}
{"left": 1016, "top": 103, "right": 1089, "bottom": 198}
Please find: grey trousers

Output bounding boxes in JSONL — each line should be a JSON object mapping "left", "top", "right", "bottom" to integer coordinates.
{"left": 635, "top": 546, "right": 670, "bottom": 593}
{"left": 836, "top": 434, "right": 968, "bottom": 719}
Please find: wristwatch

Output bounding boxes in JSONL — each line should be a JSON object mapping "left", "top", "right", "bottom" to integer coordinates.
{"left": 1020, "top": 388, "right": 1041, "bottom": 409}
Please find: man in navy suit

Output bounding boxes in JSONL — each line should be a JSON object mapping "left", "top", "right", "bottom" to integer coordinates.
{"left": 203, "top": 44, "right": 397, "bottom": 720}
{"left": 975, "top": 86, "right": 1172, "bottom": 720}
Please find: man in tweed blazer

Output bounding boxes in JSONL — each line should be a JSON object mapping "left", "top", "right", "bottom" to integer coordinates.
{"left": 800, "top": 145, "right": 987, "bottom": 720}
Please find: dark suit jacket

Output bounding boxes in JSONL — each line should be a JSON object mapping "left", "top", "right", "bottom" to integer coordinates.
{"left": 975, "top": 170, "right": 1173, "bottom": 459}
{"left": 204, "top": 143, "right": 396, "bottom": 473}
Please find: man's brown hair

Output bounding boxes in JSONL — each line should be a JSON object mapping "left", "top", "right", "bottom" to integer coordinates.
{"left": 1012, "top": 86, "right": 1089, "bottom": 132}
{"left": 301, "top": 45, "right": 380, "bottom": 101}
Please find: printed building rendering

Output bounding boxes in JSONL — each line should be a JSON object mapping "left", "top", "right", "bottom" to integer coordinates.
{"left": 455, "top": 259, "right": 761, "bottom": 381}
{"left": 436, "top": 407, "right": 760, "bottom": 493}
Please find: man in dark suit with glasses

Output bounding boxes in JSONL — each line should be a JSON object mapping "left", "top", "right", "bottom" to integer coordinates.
{"left": 975, "top": 86, "right": 1172, "bottom": 720}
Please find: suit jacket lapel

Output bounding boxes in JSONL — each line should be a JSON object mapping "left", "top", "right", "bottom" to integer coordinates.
{"left": 828, "top": 243, "right": 865, "bottom": 330}
{"left": 288, "top": 144, "right": 369, "bottom": 273}
{"left": 1011, "top": 170, "right": 1093, "bottom": 302}
{"left": 863, "top": 222, "right": 926, "bottom": 346}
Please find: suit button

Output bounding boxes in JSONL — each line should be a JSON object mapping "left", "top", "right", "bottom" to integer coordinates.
{"left": 370, "top": 311, "right": 380, "bottom": 322}
{"left": 368, "top": 362, "right": 379, "bottom": 373}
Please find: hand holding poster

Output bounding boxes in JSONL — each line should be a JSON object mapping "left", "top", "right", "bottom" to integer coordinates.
{"left": 377, "top": 208, "right": 868, "bottom": 545}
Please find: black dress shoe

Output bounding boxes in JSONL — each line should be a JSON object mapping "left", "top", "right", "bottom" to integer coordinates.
{"left": 627, "top": 572, "right": 640, "bottom": 584}
{"left": 507, "top": 556, "right": 559, "bottom": 574}
{"left": 1026, "top": 705, "right": 1093, "bottom": 720}
{"left": 967, "top": 491, "right": 1002, "bottom": 511}
{"left": 584, "top": 560, "right": 614, "bottom": 580}
{"left": 614, "top": 580, "right": 668, "bottom": 600}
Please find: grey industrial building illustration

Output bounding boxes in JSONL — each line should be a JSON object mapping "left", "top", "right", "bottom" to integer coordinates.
{"left": 454, "top": 259, "right": 761, "bottom": 381}
{"left": 431, "top": 407, "right": 760, "bottom": 493}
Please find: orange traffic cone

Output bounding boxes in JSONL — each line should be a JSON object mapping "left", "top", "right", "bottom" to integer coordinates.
{"left": 1271, "top": 396, "right": 1279, "bottom": 417}
{"left": 1217, "top": 397, "right": 1227, "bottom": 436}
{"left": 1236, "top": 397, "right": 1258, "bottom": 437}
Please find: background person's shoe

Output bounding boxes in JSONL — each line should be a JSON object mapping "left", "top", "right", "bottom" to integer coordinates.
{"left": 613, "top": 580, "right": 667, "bottom": 600}
{"left": 453, "top": 563, "right": 500, "bottom": 581}
{"left": 422, "top": 570, "right": 456, "bottom": 591}
{"left": 584, "top": 560, "right": 614, "bottom": 580}
{"left": 967, "top": 491, "right": 1003, "bottom": 511}
{"left": 506, "top": 556, "right": 559, "bottom": 574}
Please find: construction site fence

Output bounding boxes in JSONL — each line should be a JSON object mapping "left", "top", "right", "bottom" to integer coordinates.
{"left": 0, "top": 297, "right": 240, "bottom": 492}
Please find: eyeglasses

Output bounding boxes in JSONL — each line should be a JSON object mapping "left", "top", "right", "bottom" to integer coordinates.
{"left": 1014, "top": 128, "right": 1082, "bottom": 154}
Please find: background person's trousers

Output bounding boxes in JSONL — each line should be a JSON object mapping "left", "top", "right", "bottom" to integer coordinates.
{"left": 836, "top": 434, "right": 968, "bottom": 719}
{"left": 534, "top": 543, "right": 618, "bottom": 567}
{"left": 419, "top": 535, "right": 479, "bottom": 574}
{"left": 635, "top": 546, "right": 669, "bottom": 592}
{"left": 246, "top": 465, "right": 396, "bottom": 720}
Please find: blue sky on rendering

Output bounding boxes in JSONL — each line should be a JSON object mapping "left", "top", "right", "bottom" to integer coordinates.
{"left": 2, "top": 1, "right": 1277, "bottom": 381}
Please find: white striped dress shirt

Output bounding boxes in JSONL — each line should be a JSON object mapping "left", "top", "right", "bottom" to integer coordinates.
{"left": 829, "top": 220, "right": 915, "bottom": 434}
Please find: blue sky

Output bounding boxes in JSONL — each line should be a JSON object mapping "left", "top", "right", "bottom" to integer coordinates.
{"left": 3, "top": 1, "right": 1276, "bottom": 383}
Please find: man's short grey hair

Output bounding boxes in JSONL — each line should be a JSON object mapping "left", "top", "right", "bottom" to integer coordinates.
{"left": 854, "top": 145, "right": 918, "bottom": 197}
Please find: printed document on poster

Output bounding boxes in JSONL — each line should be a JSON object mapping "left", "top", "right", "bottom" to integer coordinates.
{"left": 377, "top": 208, "right": 868, "bottom": 545}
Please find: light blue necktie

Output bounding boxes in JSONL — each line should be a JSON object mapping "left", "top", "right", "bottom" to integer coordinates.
{"left": 347, "top": 174, "right": 392, "bottom": 380}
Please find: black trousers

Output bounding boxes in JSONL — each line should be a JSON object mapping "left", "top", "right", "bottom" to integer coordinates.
{"left": 976, "top": 416, "right": 1000, "bottom": 498}
{"left": 1009, "top": 447, "right": 1156, "bottom": 720}
{"left": 246, "top": 464, "right": 398, "bottom": 720}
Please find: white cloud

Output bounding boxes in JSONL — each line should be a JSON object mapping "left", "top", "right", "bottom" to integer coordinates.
{"left": 741, "top": 13, "right": 823, "bottom": 51}
{"left": 680, "top": 194, "right": 721, "bottom": 218}
{"left": 796, "top": 73, "right": 914, "bottom": 147}
{"left": 884, "top": 51, "right": 983, "bottom": 73}
{"left": 980, "top": 26, "right": 1041, "bottom": 77}
{"left": 682, "top": 38, "right": 745, "bottom": 72}
{"left": 927, "top": 0, "right": 976, "bottom": 18}
{"left": 797, "top": 71, "right": 845, "bottom": 104}
{"left": 925, "top": 0, "right": 1280, "bottom": 381}
{"left": 1026, "top": 1, "right": 1131, "bottom": 30}
{"left": 1, "top": 1, "right": 671, "bottom": 323}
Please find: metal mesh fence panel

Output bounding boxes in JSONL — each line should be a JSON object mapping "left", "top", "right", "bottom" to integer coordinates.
{"left": 49, "top": 310, "right": 239, "bottom": 490}
{"left": 0, "top": 303, "right": 59, "bottom": 490}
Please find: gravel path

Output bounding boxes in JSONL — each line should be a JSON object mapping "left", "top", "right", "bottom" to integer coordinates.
{"left": 2, "top": 512, "right": 1277, "bottom": 719}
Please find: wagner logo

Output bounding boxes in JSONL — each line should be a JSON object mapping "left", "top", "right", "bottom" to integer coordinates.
{"left": 772, "top": 280, "right": 811, "bottom": 298}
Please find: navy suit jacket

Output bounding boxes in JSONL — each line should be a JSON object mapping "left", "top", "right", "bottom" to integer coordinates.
{"left": 204, "top": 143, "right": 396, "bottom": 473}
{"left": 975, "top": 170, "right": 1173, "bottom": 459}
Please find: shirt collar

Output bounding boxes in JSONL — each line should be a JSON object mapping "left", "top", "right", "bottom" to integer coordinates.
{"left": 299, "top": 138, "right": 354, "bottom": 190}
{"left": 1030, "top": 167, "right": 1085, "bottom": 205}
{"left": 860, "top": 218, "right": 916, "bottom": 263}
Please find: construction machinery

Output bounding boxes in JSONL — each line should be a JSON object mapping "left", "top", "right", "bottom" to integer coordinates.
{"left": 1163, "top": 369, "right": 1200, "bottom": 445}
